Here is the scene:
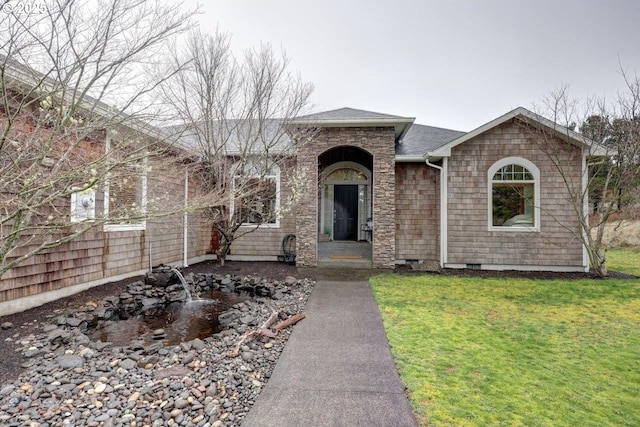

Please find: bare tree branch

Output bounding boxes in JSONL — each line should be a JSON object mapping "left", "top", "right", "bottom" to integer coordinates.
{"left": 531, "top": 77, "right": 640, "bottom": 277}
{"left": 161, "top": 28, "right": 315, "bottom": 265}
{"left": 0, "top": 0, "right": 198, "bottom": 278}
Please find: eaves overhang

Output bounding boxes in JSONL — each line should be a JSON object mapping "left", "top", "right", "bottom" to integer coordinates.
{"left": 291, "top": 116, "right": 415, "bottom": 143}
{"left": 1, "top": 54, "right": 168, "bottom": 142}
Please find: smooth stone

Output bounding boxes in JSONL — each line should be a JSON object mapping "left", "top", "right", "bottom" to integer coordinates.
{"left": 191, "top": 338, "right": 206, "bottom": 351}
{"left": 1, "top": 322, "right": 13, "bottom": 330}
{"left": 118, "top": 359, "right": 136, "bottom": 370}
{"left": 175, "top": 399, "right": 189, "bottom": 409}
{"left": 57, "top": 355, "right": 84, "bottom": 369}
{"left": 284, "top": 276, "right": 297, "bottom": 285}
{"left": 0, "top": 385, "right": 15, "bottom": 396}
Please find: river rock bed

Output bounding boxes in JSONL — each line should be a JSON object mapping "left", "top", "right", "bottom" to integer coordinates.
{"left": 0, "top": 271, "right": 314, "bottom": 427}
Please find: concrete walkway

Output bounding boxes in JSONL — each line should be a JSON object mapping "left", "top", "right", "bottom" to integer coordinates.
{"left": 241, "top": 279, "right": 418, "bottom": 427}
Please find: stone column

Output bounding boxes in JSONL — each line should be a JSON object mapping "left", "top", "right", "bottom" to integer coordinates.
{"left": 294, "top": 126, "right": 396, "bottom": 268}
{"left": 294, "top": 148, "right": 318, "bottom": 267}
{"left": 372, "top": 145, "right": 396, "bottom": 269}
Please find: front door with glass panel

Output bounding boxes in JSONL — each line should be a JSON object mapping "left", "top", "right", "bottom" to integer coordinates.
{"left": 333, "top": 185, "right": 358, "bottom": 240}
{"left": 321, "top": 164, "right": 371, "bottom": 241}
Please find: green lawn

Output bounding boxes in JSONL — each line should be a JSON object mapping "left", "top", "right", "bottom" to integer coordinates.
{"left": 607, "top": 248, "right": 640, "bottom": 276}
{"left": 371, "top": 249, "right": 640, "bottom": 427}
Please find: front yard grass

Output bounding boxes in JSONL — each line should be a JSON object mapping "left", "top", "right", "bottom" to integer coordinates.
{"left": 371, "top": 249, "right": 640, "bottom": 427}
{"left": 607, "top": 248, "right": 640, "bottom": 276}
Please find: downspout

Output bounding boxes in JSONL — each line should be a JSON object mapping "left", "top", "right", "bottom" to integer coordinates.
{"left": 425, "top": 156, "right": 447, "bottom": 267}
{"left": 183, "top": 170, "right": 189, "bottom": 267}
{"left": 581, "top": 150, "right": 589, "bottom": 272}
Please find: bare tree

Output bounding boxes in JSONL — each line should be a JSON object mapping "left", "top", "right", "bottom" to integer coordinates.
{"left": 0, "top": 0, "right": 196, "bottom": 278}
{"left": 531, "top": 75, "right": 640, "bottom": 277}
{"left": 162, "top": 28, "right": 314, "bottom": 265}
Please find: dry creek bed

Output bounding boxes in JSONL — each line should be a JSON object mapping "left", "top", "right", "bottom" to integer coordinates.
{"left": 0, "top": 267, "right": 314, "bottom": 427}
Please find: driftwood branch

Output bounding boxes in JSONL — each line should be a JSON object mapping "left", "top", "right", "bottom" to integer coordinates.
{"left": 274, "top": 313, "right": 305, "bottom": 331}
{"left": 226, "top": 311, "right": 306, "bottom": 358}
{"left": 227, "top": 311, "right": 279, "bottom": 357}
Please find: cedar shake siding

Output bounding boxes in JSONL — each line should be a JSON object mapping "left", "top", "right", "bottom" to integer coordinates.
{"left": 395, "top": 163, "right": 440, "bottom": 262}
{"left": 446, "top": 119, "right": 584, "bottom": 269}
{"left": 0, "top": 166, "right": 211, "bottom": 309}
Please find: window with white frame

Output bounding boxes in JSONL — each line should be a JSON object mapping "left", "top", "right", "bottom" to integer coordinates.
{"left": 232, "top": 160, "right": 280, "bottom": 227}
{"left": 104, "top": 160, "right": 147, "bottom": 231}
{"left": 488, "top": 157, "right": 540, "bottom": 230}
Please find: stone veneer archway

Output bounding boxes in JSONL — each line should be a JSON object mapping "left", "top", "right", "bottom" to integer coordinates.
{"left": 295, "top": 127, "right": 396, "bottom": 268}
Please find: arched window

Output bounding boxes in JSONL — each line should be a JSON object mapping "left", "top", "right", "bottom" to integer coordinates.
{"left": 231, "top": 160, "right": 280, "bottom": 227}
{"left": 488, "top": 157, "right": 540, "bottom": 231}
{"left": 325, "top": 168, "right": 368, "bottom": 182}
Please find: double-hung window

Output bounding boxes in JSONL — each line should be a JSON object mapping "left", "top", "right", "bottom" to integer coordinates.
{"left": 104, "top": 135, "right": 147, "bottom": 231}
{"left": 231, "top": 160, "right": 280, "bottom": 227}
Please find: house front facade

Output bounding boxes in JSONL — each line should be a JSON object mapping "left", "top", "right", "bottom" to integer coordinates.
{"left": 240, "top": 106, "right": 589, "bottom": 272}
{"left": 1, "top": 104, "right": 592, "bottom": 315}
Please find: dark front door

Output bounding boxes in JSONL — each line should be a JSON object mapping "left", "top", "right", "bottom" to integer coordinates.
{"left": 334, "top": 185, "right": 358, "bottom": 241}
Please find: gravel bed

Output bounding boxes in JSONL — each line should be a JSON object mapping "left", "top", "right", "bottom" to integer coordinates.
{"left": 0, "top": 272, "right": 314, "bottom": 427}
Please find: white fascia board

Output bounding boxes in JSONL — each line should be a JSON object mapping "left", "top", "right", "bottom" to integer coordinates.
{"left": 428, "top": 147, "right": 451, "bottom": 157}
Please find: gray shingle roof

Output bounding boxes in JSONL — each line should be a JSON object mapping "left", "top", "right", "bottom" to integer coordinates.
{"left": 167, "top": 107, "right": 467, "bottom": 159}
{"left": 296, "top": 107, "right": 412, "bottom": 121}
{"left": 396, "top": 124, "right": 467, "bottom": 157}
{"left": 165, "top": 119, "right": 295, "bottom": 155}
{"left": 293, "top": 107, "right": 415, "bottom": 142}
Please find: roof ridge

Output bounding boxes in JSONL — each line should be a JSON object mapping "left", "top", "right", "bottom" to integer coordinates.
{"left": 296, "top": 107, "right": 414, "bottom": 121}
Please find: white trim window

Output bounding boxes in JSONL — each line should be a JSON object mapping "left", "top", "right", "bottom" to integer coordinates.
{"left": 231, "top": 160, "right": 280, "bottom": 228}
{"left": 104, "top": 160, "right": 147, "bottom": 231}
{"left": 103, "top": 133, "right": 147, "bottom": 232}
{"left": 488, "top": 157, "right": 540, "bottom": 231}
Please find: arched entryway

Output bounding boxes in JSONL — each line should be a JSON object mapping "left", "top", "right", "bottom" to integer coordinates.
{"left": 293, "top": 114, "right": 400, "bottom": 269}
{"left": 317, "top": 146, "right": 373, "bottom": 267}
{"left": 320, "top": 161, "right": 371, "bottom": 241}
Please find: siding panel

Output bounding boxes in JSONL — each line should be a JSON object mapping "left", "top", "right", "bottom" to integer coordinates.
{"left": 446, "top": 119, "right": 584, "bottom": 268}
{"left": 395, "top": 163, "right": 440, "bottom": 262}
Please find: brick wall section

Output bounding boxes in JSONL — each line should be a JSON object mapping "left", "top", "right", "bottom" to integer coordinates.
{"left": 395, "top": 163, "right": 440, "bottom": 262}
{"left": 295, "top": 127, "right": 396, "bottom": 268}
{"left": 447, "top": 119, "right": 584, "bottom": 267}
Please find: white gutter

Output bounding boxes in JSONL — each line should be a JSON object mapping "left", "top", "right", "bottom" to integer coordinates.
{"left": 183, "top": 170, "right": 189, "bottom": 267}
{"left": 395, "top": 155, "right": 426, "bottom": 162}
{"left": 425, "top": 156, "right": 448, "bottom": 267}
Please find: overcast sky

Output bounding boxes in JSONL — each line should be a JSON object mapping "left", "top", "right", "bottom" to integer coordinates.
{"left": 186, "top": 0, "right": 640, "bottom": 132}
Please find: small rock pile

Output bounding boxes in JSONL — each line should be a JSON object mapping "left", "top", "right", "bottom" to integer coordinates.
{"left": 0, "top": 269, "right": 314, "bottom": 427}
